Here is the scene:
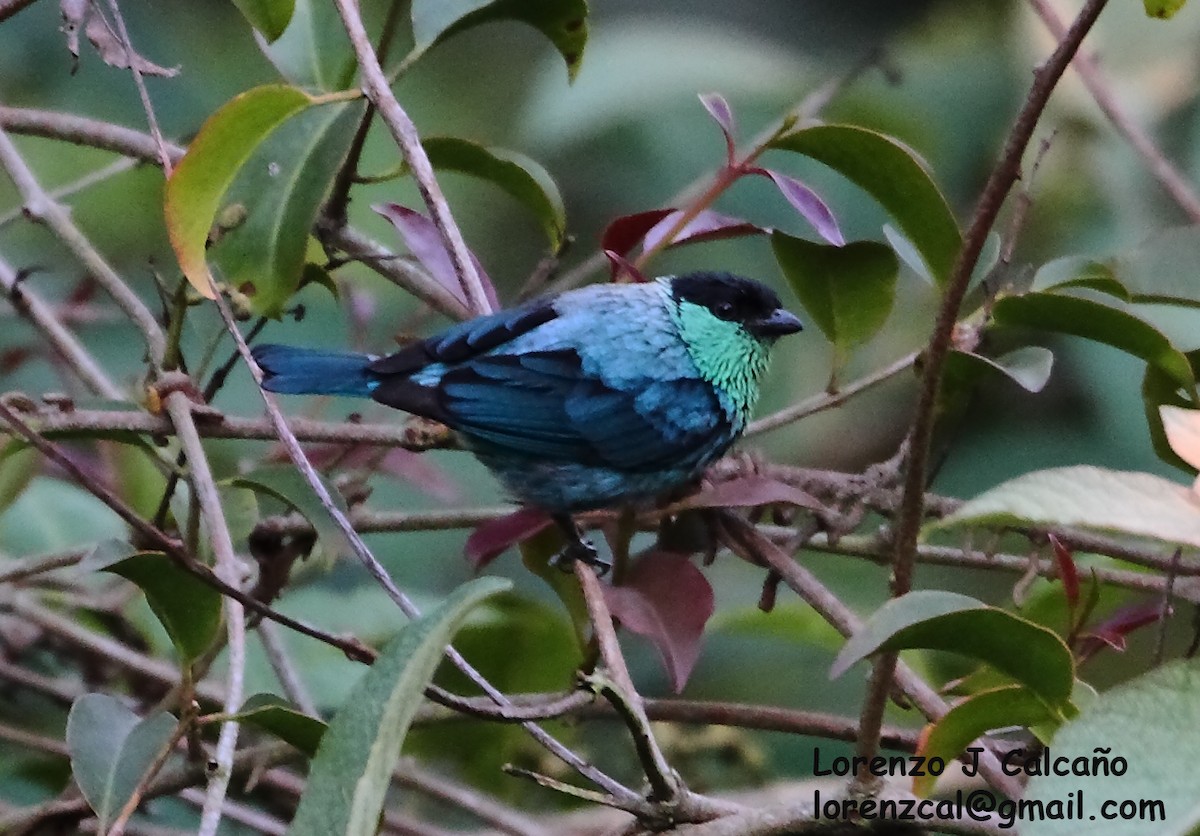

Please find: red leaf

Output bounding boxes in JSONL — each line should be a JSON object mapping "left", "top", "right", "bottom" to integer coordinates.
{"left": 640, "top": 209, "right": 765, "bottom": 254}
{"left": 676, "top": 474, "right": 823, "bottom": 513}
{"left": 464, "top": 508, "right": 553, "bottom": 571}
{"left": 603, "top": 250, "right": 649, "bottom": 284}
{"left": 698, "top": 92, "right": 736, "bottom": 164}
{"left": 602, "top": 551, "right": 714, "bottom": 692}
{"left": 600, "top": 209, "right": 676, "bottom": 259}
{"left": 372, "top": 203, "right": 499, "bottom": 310}
{"left": 750, "top": 167, "right": 844, "bottom": 246}
{"left": 1047, "top": 533, "right": 1079, "bottom": 609}
{"left": 1078, "top": 602, "right": 1167, "bottom": 658}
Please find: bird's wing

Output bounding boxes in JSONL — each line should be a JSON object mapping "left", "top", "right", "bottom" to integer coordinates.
{"left": 373, "top": 349, "right": 731, "bottom": 471}
{"left": 367, "top": 301, "right": 559, "bottom": 375}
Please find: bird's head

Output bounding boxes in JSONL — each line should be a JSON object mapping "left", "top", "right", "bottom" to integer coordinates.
{"left": 667, "top": 272, "right": 803, "bottom": 344}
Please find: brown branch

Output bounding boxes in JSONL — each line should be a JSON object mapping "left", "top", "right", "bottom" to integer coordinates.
{"left": 0, "top": 0, "right": 41, "bottom": 22}
{"left": 575, "top": 562, "right": 679, "bottom": 803}
{"left": 856, "top": 0, "right": 1111, "bottom": 786}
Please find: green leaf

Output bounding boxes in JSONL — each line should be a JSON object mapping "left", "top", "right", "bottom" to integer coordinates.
{"left": 1030, "top": 256, "right": 1131, "bottom": 300}
{"left": 237, "top": 693, "right": 327, "bottom": 757}
{"left": 101, "top": 553, "right": 222, "bottom": 664}
{"left": 106, "top": 441, "right": 168, "bottom": 520}
{"left": 992, "top": 292, "right": 1196, "bottom": 392}
{"left": 1025, "top": 659, "right": 1200, "bottom": 836}
{"left": 945, "top": 346, "right": 1054, "bottom": 393}
{"left": 915, "top": 685, "right": 1057, "bottom": 797}
{"left": 1144, "top": 0, "right": 1188, "bottom": 19}
{"left": 421, "top": 137, "right": 566, "bottom": 247}
{"left": 928, "top": 465, "right": 1200, "bottom": 550}
{"left": 165, "top": 85, "right": 315, "bottom": 300}
{"left": 232, "top": 465, "right": 352, "bottom": 557}
{"left": 770, "top": 125, "right": 961, "bottom": 288}
{"left": 410, "top": 0, "right": 588, "bottom": 81}
{"left": 66, "top": 694, "right": 177, "bottom": 832}
{"left": 230, "top": 0, "right": 295, "bottom": 41}
{"left": 0, "top": 438, "right": 38, "bottom": 515}
{"left": 259, "top": 0, "right": 356, "bottom": 90}
{"left": 290, "top": 576, "right": 511, "bottom": 836}
{"left": 211, "top": 100, "right": 363, "bottom": 316}
{"left": 831, "top": 590, "right": 1074, "bottom": 707}
{"left": 770, "top": 232, "right": 897, "bottom": 370}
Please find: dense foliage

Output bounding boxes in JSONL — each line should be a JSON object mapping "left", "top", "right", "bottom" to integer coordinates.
{"left": 2, "top": 0, "right": 1200, "bottom": 833}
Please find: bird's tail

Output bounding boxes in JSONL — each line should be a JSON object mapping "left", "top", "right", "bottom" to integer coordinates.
{"left": 252, "top": 344, "right": 376, "bottom": 397}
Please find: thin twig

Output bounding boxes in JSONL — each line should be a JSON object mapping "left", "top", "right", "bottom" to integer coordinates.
{"left": 164, "top": 394, "right": 246, "bottom": 836}
{"left": 746, "top": 351, "right": 919, "bottom": 437}
{"left": 575, "top": 562, "right": 678, "bottom": 802}
{"left": 257, "top": 620, "right": 317, "bottom": 715}
{"left": 331, "top": 0, "right": 491, "bottom": 315}
{"left": 854, "top": 0, "right": 1110, "bottom": 787}
{"left": 98, "top": 0, "right": 174, "bottom": 174}
{"left": 1027, "top": 0, "right": 1200, "bottom": 222}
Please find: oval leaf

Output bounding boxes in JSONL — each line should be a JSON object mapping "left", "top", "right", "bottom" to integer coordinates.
{"left": 237, "top": 693, "right": 327, "bottom": 757}
{"left": 754, "top": 168, "right": 843, "bottom": 246}
{"left": 945, "top": 346, "right": 1054, "bottom": 393}
{"left": 421, "top": 137, "right": 566, "bottom": 247}
{"left": 602, "top": 551, "right": 714, "bottom": 692}
{"left": 410, "top": 0, "right": 588, "bottom": 80}
{"left": 67, "top": 694, "right": 177, "bottom": 832}
{"left": 211, "top": 100, "right": 363, "bottom": 316}
{"left": 165, "top": 85, "right": 314, "bottom": 299}
{"left": 699, "top": 92, "right": 735, "bottom": 162}
{"left": 464, "top": 507, "right": 553, "bottom": 571}
{"left": 929, "top": 465, "right": 1200, "bottom": 551}
{"left": 992, "top": 292, "right": 1196, "bottom": 392}
{"left": 915, "top": 685, "right": 1056, "bottom": 797}
{"left": 103, "top": 552, "right": 222, "bottom": 664}
{"left": 289, "top": 576, "right": 511, "bottom": 836}
{"left": 1025, "top": 659, "right": 1200, "bottom": 836}
{"left": 831, "top": 590, "right": 1074, "bottom": 707}
{"left": 770, "top": 125, "right": 960, "bottom": 288}
{"left": 373, "top": 203, "right": 499, "bottom": 310}
{"left": 770, "top": 231, "right": 898, "bottom": 362}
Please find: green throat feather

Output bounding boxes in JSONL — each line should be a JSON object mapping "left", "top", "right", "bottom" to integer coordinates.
{"left": 673, "top": 299, "right": 772, "bottom": 420}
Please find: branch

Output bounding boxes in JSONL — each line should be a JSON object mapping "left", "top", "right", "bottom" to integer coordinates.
{"left": 856, "top": 0, "right": 1110, "bottom": 784}
{"left": 746, "top": 351, "right": 919, "bottom": 438}
{"left": 574, "top": 563, "right": 679, "bottom": 803}
{"left": 162, "top": 394, "right": 246, "bottom": 836}
{"left": 21, "top": 404, "right": 445, "bottom": 449}
{"left": 331, "top": 0, "right": 492, "bottom": 315}
{"left": 1027, "top": 0, "right": 1200, "bottom": 223}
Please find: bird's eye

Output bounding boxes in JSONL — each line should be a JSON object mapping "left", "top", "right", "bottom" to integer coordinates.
{"left": 715, "top": 301, "right": 735, "bottom": 318}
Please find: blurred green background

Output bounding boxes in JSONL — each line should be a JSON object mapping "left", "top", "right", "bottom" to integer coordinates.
{"left": 3, "top": 0, "right": 1200, "bottom": 813}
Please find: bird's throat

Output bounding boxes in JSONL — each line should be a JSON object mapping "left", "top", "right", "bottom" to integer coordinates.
{"left": 673, "top": 301, "right": 771, "bottom": 419}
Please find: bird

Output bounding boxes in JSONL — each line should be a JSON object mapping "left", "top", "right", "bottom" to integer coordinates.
{"left": 252, "top": 272, "right": 803, "bottom": 572}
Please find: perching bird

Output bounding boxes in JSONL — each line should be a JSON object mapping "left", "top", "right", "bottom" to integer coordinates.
{"left": 253, "top": 272, "right": 802, "bottom": 571}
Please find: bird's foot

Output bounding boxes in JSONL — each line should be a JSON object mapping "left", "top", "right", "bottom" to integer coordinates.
{"left": 549, "top": 537, "right": 612, "bottom": 576}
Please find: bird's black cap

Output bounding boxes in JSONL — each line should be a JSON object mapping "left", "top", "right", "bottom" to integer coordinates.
{"left": 670, "top": 272, "right": 803, "bottom": 337}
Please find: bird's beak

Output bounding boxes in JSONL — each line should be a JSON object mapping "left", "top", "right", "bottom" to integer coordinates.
{"left": 750, "top": 309, "right": 804, "bottom": 337}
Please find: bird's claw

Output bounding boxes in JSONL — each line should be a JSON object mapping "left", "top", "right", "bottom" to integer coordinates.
{"left": 549, "top": 537, "right": 611, "bottom": 576}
